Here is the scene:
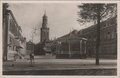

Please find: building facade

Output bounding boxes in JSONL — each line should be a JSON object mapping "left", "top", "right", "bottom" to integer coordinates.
{"left": 53, "top": 16, "right": 117, "bottom": 59}
{"left": 3, "top": 3, "right": 26, "bottom": 61}
{"left": 78, "top": 16, "right": 117, "bottom": 58}
{"left": 52, "top": 30, "right": 87, "bottom": 59}
{"left": 20, "top": 38, "right": 26, "bottom": 56}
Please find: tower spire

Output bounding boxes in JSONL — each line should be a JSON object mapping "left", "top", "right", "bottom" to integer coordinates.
{"left": 44, "top": 10, "right": 46, "bottom": 15}
{"left": 44, "top": 10, "right": 47, "bottom": 17}
{"left": 41, "top": 10, "right": 49, "bottom": 42}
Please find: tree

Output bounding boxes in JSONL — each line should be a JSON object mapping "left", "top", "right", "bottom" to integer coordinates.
{"left": 78, "top": 3, "right": 117, "bottom": 65}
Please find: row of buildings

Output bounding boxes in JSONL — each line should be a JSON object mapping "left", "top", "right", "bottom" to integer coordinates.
{"left": 34, "top": 9, "right": 117, "bottom": 59}
{"left": 3, "top": 3, "right": 31, "bottom": 61}
{"left": 52, "top": 31, "right": 87, "bottom": 58}
{"left": 3, "top": 3, "right": 117, "bottom": 60}
{"left": 52, "top": 16, "right": 117, "bottom": 59}
{"left": 78, "top": 16, "right": 117, "bottom": 58}
{"left": 3, "top": 3, "right": 50, "bottom": 60}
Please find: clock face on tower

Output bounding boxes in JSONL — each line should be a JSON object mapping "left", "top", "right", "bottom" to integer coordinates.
{"left": 41, "top": 12, "right": 49, "bottom": 43}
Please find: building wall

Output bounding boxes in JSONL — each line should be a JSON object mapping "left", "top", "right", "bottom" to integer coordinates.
{"left": 78, "top": 16, "right": 117, "bottom": 58}
{"left": 7, "top": 10, "right": 22, "bottom": 60}
{"left": 54, "top": 16, "right": 117, "bottom": 59}
{"left": 20, "top": 38, "right": 26, "bottom": 55}
{"left": 53, "top": 32, "right": 87, "bottom": 59}
{"left": 3, "top": 6, "right": 26, "bottom": 60}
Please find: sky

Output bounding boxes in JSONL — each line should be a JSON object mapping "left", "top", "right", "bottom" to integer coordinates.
{"left": 8, "top": 3, "right": 87, "bottom": 43}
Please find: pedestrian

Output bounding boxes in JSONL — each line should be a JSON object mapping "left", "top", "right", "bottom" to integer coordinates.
{"left": 29, "top": 53, "right": 34, "bottom": 66}
{"left": 32, "top": 53, "right": 34, "bottom": 64}
{"left": 29, "top": 53, "right": 32, "bottom": 65}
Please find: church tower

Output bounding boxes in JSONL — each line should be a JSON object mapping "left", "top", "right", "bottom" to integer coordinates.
{"left": 41, "top": 11, "right": 49, "bottom": 43}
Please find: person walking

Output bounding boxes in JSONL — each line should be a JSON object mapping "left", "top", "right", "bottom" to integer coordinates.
{"left": 32, "top": 53, "right": 34, "bottom": 64}
{"left": 29, "top": 53, "right": 34, "bottom": 66}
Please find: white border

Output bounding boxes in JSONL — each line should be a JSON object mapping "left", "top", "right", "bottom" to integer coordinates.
{"left": 0, "top": 0, "right": 120, "bottom": 78}
{"left": 1, "top": 1, "right": 120, "bottom": 3}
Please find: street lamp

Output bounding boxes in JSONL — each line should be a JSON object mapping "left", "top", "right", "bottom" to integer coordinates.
{"left": 68, "top": 39, "right": 71, "bottom": 58}
{"left": 58, "top": 41, "right": 61, "bottom": 54}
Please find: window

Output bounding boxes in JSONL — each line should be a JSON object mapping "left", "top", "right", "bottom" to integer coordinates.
{"left": 9, "top": 37, "right": 12, "bottom": 44}
{"left": 103, "top": 32, "right": 107, "bottom": 40}
{"left": 111, "top": 31, "right": 115, "bottom": 39}
{"left": 107, "top": 32, "right": 110, "bottom": 39}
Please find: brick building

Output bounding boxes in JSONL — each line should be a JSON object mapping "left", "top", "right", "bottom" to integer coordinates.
{"left": 78, "top": 16, "right": 117, "bottom": 58}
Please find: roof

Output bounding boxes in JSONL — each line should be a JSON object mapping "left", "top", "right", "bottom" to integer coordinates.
{"left": 78, "top": 16, "right": 117, "bottom": 34}
{"left": 54, "top": 30, "right": 87, "bottom": 42}
{"left": 27, "top": 41, "right": 34, "bottom": 45}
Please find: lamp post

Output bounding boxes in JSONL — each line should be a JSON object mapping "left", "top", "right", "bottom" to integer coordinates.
{"left": 79, "top": 40, "right": 82, "bottom": 57}
{"left": 58, "top": 41, "right": 61, "bottom": 54}
{"left": 68, "top": 39, "right": 71, "bottom": 58}
{"left": 29, "top": 27, "right": 37, "bottom": 66}
{"left": 31, "top": 27, "right": 37, "bottom": 54}
{"left": 31, "top": 33, "right": 34, "bottom": 55}
{"left": 84, "top": 41, "right": 87, "bottom": 57}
